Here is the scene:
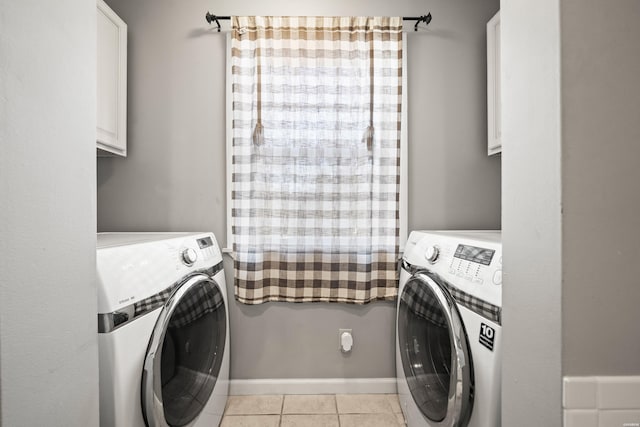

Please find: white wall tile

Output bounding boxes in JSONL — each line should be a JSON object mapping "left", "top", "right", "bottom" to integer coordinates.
{"left": 564, "top": 377, "right": 598, "bottom": 409}
{"left": 564, "top": 410, "right": 598, "bottom": 427}
{"left": 598, "top": 377, "right": 640, "bottom": 410}
{"left": 598, "top": 410, "right": 640, "bottom": 427}
{"left": 564, "top": 376, "right": 640, "bottom": 427}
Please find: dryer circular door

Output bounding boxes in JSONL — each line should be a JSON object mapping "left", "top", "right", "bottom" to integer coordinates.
{"left": 397, "top": 271, "right": 474, "bottom": 427}
{"left": 142, "top": 273, "right": 227, "bottom": 427}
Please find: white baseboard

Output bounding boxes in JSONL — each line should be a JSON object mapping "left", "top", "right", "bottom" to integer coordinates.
{"left": 229, "top": 378, "right": 397, "bottom": 395}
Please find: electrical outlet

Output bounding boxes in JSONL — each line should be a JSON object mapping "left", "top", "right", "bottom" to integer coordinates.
{"left": 339, "top": 328, "right": 353, "bottom": 352}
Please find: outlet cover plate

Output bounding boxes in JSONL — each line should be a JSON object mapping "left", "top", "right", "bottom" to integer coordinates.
{"left": 339, "top": 328, "right": 353, "bottom": 351}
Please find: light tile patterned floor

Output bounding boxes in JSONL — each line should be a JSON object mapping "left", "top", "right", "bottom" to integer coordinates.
{"left": 221, "top": 394, "right": 406, "bottom": 427}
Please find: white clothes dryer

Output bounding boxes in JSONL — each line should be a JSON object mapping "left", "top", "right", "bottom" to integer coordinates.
{"left": 397, "top": 231, "right": 502, "bottom": 427}
{"left": 97, "top": 232, "right": 229, "bottom": 427}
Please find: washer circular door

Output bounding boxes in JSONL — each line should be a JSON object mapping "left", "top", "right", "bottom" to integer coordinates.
{"left": 397, "top": 271, "right": 474, "bottom": 427}
{"left": 142, "top": 273, "right": 227, "bottom": 427}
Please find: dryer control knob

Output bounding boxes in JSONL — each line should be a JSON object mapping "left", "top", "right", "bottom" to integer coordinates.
{"left": 492, "top": 270, "right": 502, "bottom": 285}
{"left": 181, "top": 248, "right": 198, "bottom": 266}
{"left": 425, "top": 246, "right": 440, "bottom": 263}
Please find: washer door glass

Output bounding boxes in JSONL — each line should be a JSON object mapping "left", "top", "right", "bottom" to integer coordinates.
{"left": 143, "top": 275, "right": 227, "bottom": 427}
{"left": 397, "top": 273, "right": 473, "bottom": 426}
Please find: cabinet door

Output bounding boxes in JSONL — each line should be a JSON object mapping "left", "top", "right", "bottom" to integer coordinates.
{"left": 487, "top": 12, "right": 501, "bottom": 156}
{"left": 97, "top": 0, "right": 127, "bottom": 156}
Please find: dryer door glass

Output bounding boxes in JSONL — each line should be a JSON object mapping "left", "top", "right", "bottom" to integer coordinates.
{"left": 397, "top": 273, "right": 473, "bottom": 426}
{"left": 143, "top": 275, "right": 227, "bottom": 427}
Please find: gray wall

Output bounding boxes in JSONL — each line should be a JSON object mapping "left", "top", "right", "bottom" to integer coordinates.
{"left": 0, "top": 0, "right": 99, "bottom": 425}
{"left": 501, "top": 0, "right": 563, "bottom": 426}
{"left": 502, "top": 0, "right": 640, "bottom": 424}
{"left": 98, "top": 0, "right": 500, "bottom": 380}
{"left": 561, "top": 0, "right": 640, "bottom": 376}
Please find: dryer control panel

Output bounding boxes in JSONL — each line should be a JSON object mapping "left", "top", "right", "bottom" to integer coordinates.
{"left": 97, "top": 232, "right": 223, "bottom": 314}
{"left": 196, "top": 236, "right": 221, "bottom": 261}
{"left": 448, "top": 243, "right": 500, "bottom": 286}
{"left": 404, "top": 230, "right": 502, "bottom": 308}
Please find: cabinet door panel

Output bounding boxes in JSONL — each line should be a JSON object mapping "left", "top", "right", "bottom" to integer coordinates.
{"left": 97, "top": 0, "right": 127, "bottom": 156}
{"left": 487, "top": 12, "right": 501, "bottom": 156}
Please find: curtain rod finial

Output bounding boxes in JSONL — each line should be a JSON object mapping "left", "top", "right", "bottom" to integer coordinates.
{"left": 205, "top": 11, "right": 221, "bottom": 31}
{"left": 414, "top": 13, "right": 432, "bottom": 31}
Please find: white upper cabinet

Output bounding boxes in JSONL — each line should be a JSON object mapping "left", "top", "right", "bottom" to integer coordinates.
{"left": 97, "top": 0, "right": 127, "bottom": 156}
{"left": 487, "top": 11, "right": 501, "bottom": 156}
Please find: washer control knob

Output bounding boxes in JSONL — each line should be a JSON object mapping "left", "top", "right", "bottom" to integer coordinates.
{"left": 181, "top": 248, "right": 198, "bottom": 266}
{"left": 425, "top": 246, "right": 440, "bottom": 263}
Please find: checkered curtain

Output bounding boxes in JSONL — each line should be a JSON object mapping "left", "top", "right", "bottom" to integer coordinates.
{"left": 231, "top": 16, "right": 403, "bottom": 304}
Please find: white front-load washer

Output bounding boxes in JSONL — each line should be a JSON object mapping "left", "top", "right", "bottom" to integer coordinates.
{"left": 397, "top": 231, "right": 502, "bottom": 427}
{"left": 97, "top": 232, "right": 229, "bottom": 427}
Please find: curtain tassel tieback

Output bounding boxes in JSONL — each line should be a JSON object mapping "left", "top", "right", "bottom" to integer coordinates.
{"left": 253, "top": 121, "right": 264, "bottom": 146}
{"left": 363, "top": 123, "right": 374, "bottom": 151}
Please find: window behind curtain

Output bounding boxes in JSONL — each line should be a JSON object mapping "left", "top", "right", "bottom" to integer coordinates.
{"left": 229, "top": 16, "right": 403, "bottom": 304}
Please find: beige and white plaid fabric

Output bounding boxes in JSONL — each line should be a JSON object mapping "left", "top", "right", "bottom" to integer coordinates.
{"left": 231, "top": 16, "right": 403, "bottom": 304}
